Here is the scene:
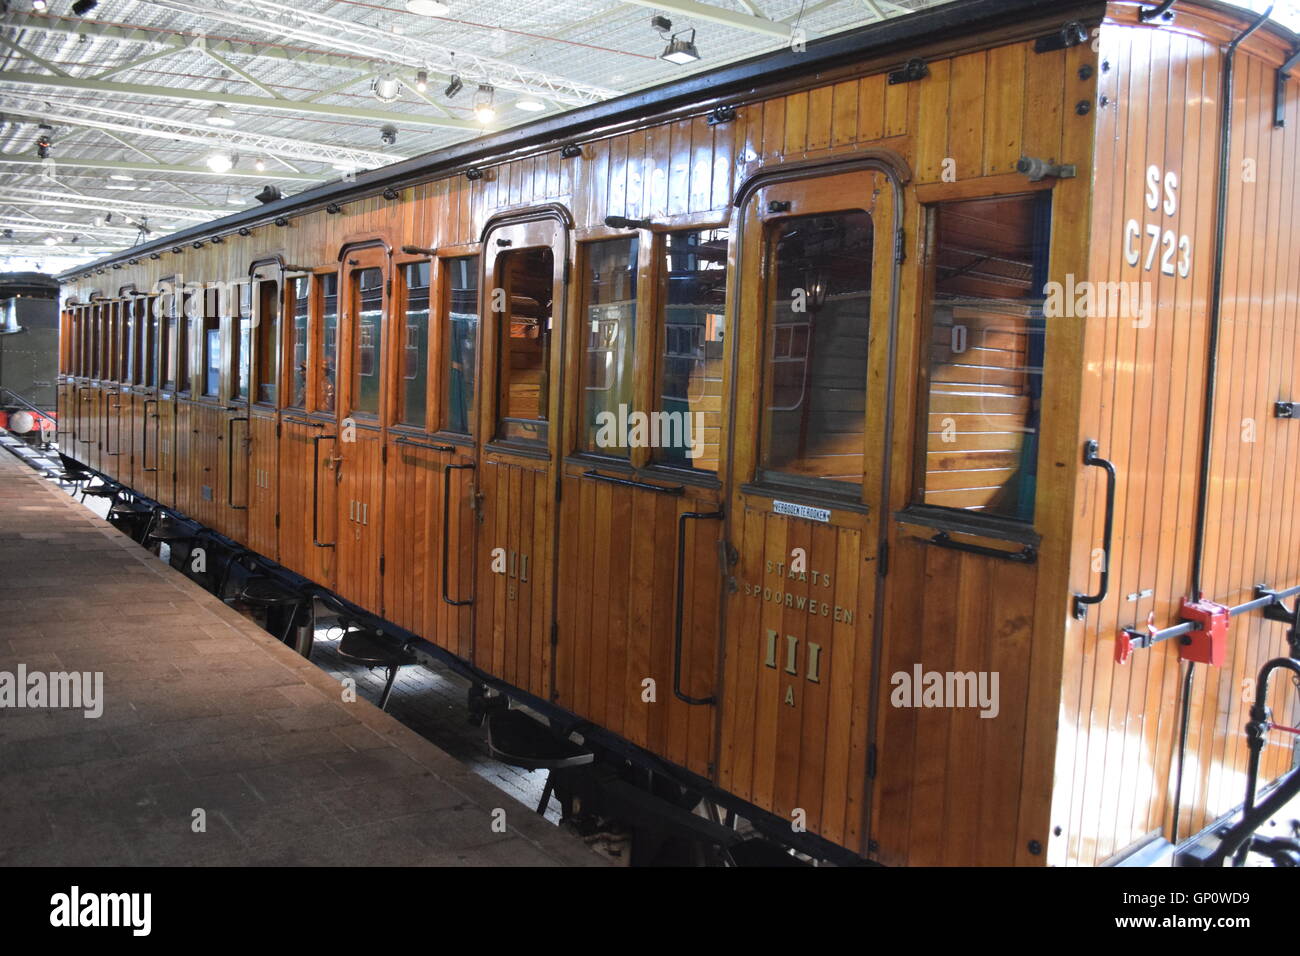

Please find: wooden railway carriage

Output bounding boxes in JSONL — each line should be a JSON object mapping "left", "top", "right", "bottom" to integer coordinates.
{"left": 54, "top": 0, "right": 1300, "bottom": 866}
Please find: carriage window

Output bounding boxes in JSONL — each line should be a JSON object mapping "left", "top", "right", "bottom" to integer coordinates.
{"left": 758, "top": 210, "right": 874, "bottom": 493}
{"left": 655, "top": 228, "right": 728, "bottom": 472}
{"left": 918, "top": 193, "right": 1049, "bottom": 521}
{"left": 318, "top": 273, "right": 339, "bottom": 413}
{"left": 352, "top": 267, "right": 384, "bottom": 417}
{"left": 581, "top": 237, "right": 638, "bottom": 456}
{"left": 255, "top": 280, "right": 280, "bottom": 404}
{"left": 288, "top": 277, "right": 309, "bottom": 408}
{"left": 496, "top": 247, "right": 553, "bottom": 444}
{"left": 399, "top": 262, "right": 430, "bottom": 428}
{"left": 108, "top": 304, "right": 121, "bottom": 382}
{"left": 159, "top": 295, "right": 175, "bottom": 390}
{"left": 177, "top": 293, "right": 193, "bottom": 394}
{"left": 92, "top": 306, "right": 103, "bottom": 378}
{"left": 144, "top": 300, "right": 158, "bottom": 388}
{"left": 233, "top": 284, "right": 251, "bottom": 400}
{"left": 123, "top": 302, "right": 136, "bottom": 385}
{"left": 443, "top": 256, "right": 479, "bottom": 435}
{"left": 201, "top": 290, "right": 221, "bottom": 398}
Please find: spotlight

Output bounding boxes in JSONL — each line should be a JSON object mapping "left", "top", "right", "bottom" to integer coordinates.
{"left": 32, "top": 0, "right": 48, "bottom": 11}
{"left": 254, "top": 157, "right": 266, "bottom": 172}
{"left": 473, "top": 84, "right": 496, "bottom": 124}
{"left": 372, "top": 73, "right": 400, "bottom": 103}
{"left": 35, "top": 125, "right": 52, "bottom": 159}
{"left": 661, "top": 29, "right": 700, "bottom": 65}
{"left": 43, "top": 234, "right": 58, "bottom": 246}
{"left": 405, "top": 0, "right": 447, "bottom": 14}
{"left": 516, "top": 97, "right": 545, "bottom": 112}
{"left": 444, "top": 74, "right": 463, "bottom": 98}
{"left": 205, "top": 104, "right": 235, "bottom": 127}
{"left": 71, "top": 0, "right": 96, "bottom": 15}
{"left": 415, "top": 70, "right": 428, "bottom": 94}
{"left": 380, "top": 124, "right": 398, "bottom": 146}
{"left": 255, "top": 185, "right": 283, "bottom": 204}
{"left": 206, "top": 151, "right": 233, "bottom": 172}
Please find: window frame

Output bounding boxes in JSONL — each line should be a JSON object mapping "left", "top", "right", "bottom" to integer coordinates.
{"left": 435, "top": 250, "right": 481, "bottom": 442}
{"left": 392, "top": 254, "right": 434, "bottom": 432}
{"left": 902, "top": 188, "right": 1053, "bottom": 538}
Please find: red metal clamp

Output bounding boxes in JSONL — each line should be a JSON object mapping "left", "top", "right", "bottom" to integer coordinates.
{"left": 1177, "top": 598, "right": 1231, "bottom": 667}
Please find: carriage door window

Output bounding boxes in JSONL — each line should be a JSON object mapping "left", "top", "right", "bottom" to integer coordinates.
{"left": 655, "top": 228, "right": 729, "bottom": 471}
{"left": 758, "top": 210, "right": 874, "bottom": 493}
{"left": 159, "top": 295, "right": 175, "bottom": 390}
{"left": 254, "top": 279, "right": 280, "bottom": 404}
{"left": 177, "top": 292, "right": 193, "bottom": 395}
{"left": 124, "top": 301, "right": 137, "bottom": 384}
{"left": 201, "top": 289, "right": 221, "bottom": 398}
{"left": 234, "top": 282, "right": 251, "bottom": 400}
{"left": 443, "top": 256, "right": 479, "bottom": 435}
{"left": 917, "top": 193, "right": 1049, "bottom": 521}
{"left": 288, "top": 277, "right": 309, "bottom": 408}
{"left": 581, "top": 237, "right": 638, "bottom": 456}
{"left": 496, "top": 247, "right": 553, "bottom": 443}
{"left": 144, "top": 299, "right": 158, "bottom": 388}
{"left": 318, "top": 273, "right": 339, "bottom": 413}
{"left": 398, "top": 262, "right": 431, "bottom": 428}
{"left": 351, "top": 267, "right": 384, "bottom": 417}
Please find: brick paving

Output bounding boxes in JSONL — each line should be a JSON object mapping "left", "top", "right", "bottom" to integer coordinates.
{"left": 0, "top": 451, "right": 604, "bottom": 867}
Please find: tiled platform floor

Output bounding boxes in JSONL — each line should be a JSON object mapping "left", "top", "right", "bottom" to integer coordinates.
{"left": 0, "top": 451, "right": 604, "bottom": 867}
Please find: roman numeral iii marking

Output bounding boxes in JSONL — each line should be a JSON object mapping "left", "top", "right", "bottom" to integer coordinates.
{"left": 764, "top": 629, "right": 822, "bottom": 683}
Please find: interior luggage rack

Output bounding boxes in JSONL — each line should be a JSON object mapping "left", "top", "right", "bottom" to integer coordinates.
{"left": 1116, "top": 583, "right": 1300, "bottom": 664}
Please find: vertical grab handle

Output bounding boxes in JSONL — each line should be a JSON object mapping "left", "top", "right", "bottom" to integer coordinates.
{"left": 442, "top": 462, "right": 475, "bottom": 607}
{"left": 674, "top": 509, "right": 725, "bottom": 705}
{"left": 227, "top": 416, "right": 249, "bottom": 509}
{"left": 76, "top": 387, "right": 92, "bottom": 446}
{"left": 1073, "top": 439, "right": 1117, "bottom": 620}
{"left": 141, "top": 399, "right": 158, "bottom": 472}
{"left": 312, "top": 434, "right": 336, "bottom": 548}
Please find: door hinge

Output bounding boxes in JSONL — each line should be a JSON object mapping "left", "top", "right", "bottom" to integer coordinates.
{"left": 274, "top": 512, "right": 280, "bottom": 528}
{"left": 550, "top": 621, "right": 559, "bottom": 647}
{"left": 276, "top": 420, "right": 282, "bottom": 438}
{"left": 894, "top": 227, "right": 906, "bottom": 264}
{"left": 878, "top": 539, "right": 889, "bottom": 578}
{"left": 382, "top": 445, "right": 388, "bottom": 465}
{"left": 386, "top": 278, "right": 392, "bottom": 296}
{"left": 867, "top": 743, "right": 878, "bottom": 779}
{"left": 563, "top": 259, "right": 571, "bottom": 284}
{"left": 379, "top": 555, "right": 385, "bottom": 576}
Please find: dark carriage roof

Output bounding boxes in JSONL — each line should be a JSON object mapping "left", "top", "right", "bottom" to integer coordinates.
{"left": 62, "top": 0, "right": 1119, "bottom": 282}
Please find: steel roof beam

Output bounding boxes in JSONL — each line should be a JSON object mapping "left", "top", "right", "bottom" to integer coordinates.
{"left": 619, "top": 0, "right": 792, "bottom": 38}
{"left": 0, "top": 70, "right": 480, "bottom": 131}
{"left": 0, "top": 97, "right": 398, "bottom": 169}
{"left": 0, "top": 153, "right": 324, "bottom": 182}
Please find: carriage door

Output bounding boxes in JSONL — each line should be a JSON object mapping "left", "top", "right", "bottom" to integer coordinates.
{"left": 716, "top": 167, "right": 898, "bottom": 853}
{"left": 470, "top": 214, "right": 568, "bottom": 699}
{"left": 334, "top": 246, "right": 390, "bottom": 613}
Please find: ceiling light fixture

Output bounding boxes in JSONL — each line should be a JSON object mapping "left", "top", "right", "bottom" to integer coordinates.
{"left": 254, "top": 157, "right": 266, "bottom": 172}
{"left": 43, "top": 234, "right": 59, "bottom": 246}
{"left": 444, "top": 74, "right": 463, "bottom": 99}
{"left": 71, "top": 0, "right": 97, "bottom": 16}
{"left": 109, "top": 173, "right": 134, "bottom": 181}
{"left": 415, "top": 70, "right": 429, "bottom": 94}
{"left": 32, "top": 0, "right": 48, "bottom": 11}
{"left": 473, "top": 84, "right": 496, "bottom": 124}
{"left": 205, "top": 104, "right": 235, "bottom": 127}
{"left": 372, "top": 73, "right": 401, "bottom": 103}
{"left": 206, "top": 151, "right": 234, "bottom": 173}
{"left": 516, "top": 97, "right": 545, "bottom": 112}
{"left": 661, "top": 28, "right": 700, "bottom": 65}
{"left": 405, "top": 0, "right": 448, "bottom": 15}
